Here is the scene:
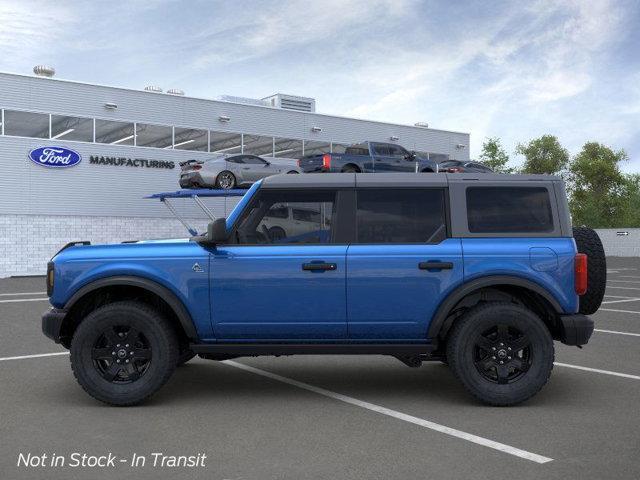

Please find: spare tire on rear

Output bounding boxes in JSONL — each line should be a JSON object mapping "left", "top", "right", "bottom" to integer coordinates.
{"left": 573, "top": 227, "right": 606, "bottom": 315}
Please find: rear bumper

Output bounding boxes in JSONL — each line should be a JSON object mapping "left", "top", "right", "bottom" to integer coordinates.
{"left": 42, "top": 308, "right": 67, "bottom": 343}
{"left": 300, "top": 166, "right": 328, "bottom": 173}
{"left": 179, "top": 172, "right": 206, "bottom": 188}
{"left": 558, "top": 314, "right": 594, "bottom": 346}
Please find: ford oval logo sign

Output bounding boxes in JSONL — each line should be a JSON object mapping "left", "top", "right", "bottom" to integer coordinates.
{"left": 28, "top": 146, "right": 82, "bottom": 168}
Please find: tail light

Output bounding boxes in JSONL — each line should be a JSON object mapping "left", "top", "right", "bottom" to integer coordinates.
{"left": 46, "top": 262, "right": 54, "bottom": 296}
{"left": 445, "top": 167, "right": 463, "bottom": 173}
{"left": 192, "top": 165, "right": 202, "bottom": 170}
{"left": 575, "top": 253, "right": 588, "bottom": 295}
{"left": 322, "top": 154, "right": 331, "bottom": 170}
{"left": 297, "top": 159, "right": 301, "bottom": 167}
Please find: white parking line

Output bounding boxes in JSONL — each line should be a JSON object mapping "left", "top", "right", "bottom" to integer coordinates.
{"left": 608, "top": 279, "right": 640, "bottom": 285}
{"left": 604, "top": 295, "right": 637, "bottom": 299}
{"left": 222, "top": 360, "right": 553, "bottom": 464}
{"left": 0, "top": 352, "right": 69, "bottom": 362}
{"left": 594, "top": 328, "right": 640, "bottom": 337}
{"left": 0, "top": 297, "right": 49, "bottom": 304}
{"left": 606, "top": 285, "right": 640, "bottom": 291}
{"left": 599, "top": 308, "right": 640, "bottom": 315}
{"left": 611, "top": 275, "right": 640, "bottom": 280}
{"left": 0, "top": 292, "right": 46, "bottom": 296}
{"left": 601, "top": 297, "right": 640, "bottom": 305}
{"left": 554, "top": 363, "right": 640, "bottom": 381}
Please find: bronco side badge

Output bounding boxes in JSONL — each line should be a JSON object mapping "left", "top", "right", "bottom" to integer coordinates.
{"left": 192, "top": 263, "right": 204, "bottom": 273}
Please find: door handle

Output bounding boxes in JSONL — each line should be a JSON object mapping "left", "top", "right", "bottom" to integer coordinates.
{"left": 419, "top": 261, "right": 453, "bottom": 270}
{"left": 302, "top": 262, "right": 337, "bottom": 271}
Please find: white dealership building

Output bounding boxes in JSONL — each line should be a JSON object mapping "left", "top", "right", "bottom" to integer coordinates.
{"left": 0, "top": 68, "right": 470, "bottom": 277}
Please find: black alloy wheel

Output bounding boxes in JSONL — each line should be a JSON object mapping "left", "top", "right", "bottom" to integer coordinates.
{"left": 472, "top": 324, "right": 531, "bottom": 384}
{"left": 91, "top": 325, "right": 152, "bottom": 383}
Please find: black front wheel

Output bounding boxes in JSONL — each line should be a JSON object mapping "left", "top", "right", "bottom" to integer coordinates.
{"left": 446, "top": 302, "right": 554, "bottom": 406}
{"left": 70, "top": 301, "right": 178, "bottom": 406}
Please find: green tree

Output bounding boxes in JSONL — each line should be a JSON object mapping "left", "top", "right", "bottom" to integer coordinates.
{"left": 568, "top": 142, "right": 628, "bottom": 228}
{"left": 479, "top": 137, "right": 513, "bottom": 173}
{"left": 516, "top": 135, "right": 569, "bottom": 175}
{"left": 619, "top": 174, "right": 640, "bottom": 227}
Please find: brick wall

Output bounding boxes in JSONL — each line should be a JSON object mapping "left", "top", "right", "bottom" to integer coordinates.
{"left": 0, "top": 214, "right": 212, "bottom": 277}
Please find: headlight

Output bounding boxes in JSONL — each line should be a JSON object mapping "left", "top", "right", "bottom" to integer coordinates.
{"left": 46, "top": 262, "right": 54, "bottom": 297}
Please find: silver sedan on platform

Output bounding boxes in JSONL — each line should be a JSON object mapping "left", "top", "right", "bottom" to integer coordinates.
{"left": 179, "top": 154, "right": 301, "bottom": 189}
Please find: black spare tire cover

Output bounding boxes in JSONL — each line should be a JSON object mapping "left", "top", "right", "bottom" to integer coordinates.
{"left": 573, "top": 227, "right": 606, "bottom": 315}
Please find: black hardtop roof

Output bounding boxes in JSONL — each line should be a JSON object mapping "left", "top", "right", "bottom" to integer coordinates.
{"left": 260, "top": 173, "right": 562, "bottom": 189}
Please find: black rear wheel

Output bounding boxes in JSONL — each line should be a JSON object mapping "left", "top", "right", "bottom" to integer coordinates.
{"left": 70, "top": 301, "right": 178, "bottom": 406}
{"left": 446, "top": 302, "right": 554, "bottom": 406}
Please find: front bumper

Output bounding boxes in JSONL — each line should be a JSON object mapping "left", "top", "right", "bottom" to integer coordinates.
{"left": 42, "top": 308, "right": 67, "bottom": 343}
{"left": 558, "top": 314, "right": 594, "bottom": 346}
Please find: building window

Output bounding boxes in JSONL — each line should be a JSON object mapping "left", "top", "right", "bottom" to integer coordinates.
{"left": 135, "top": 123, "right": 173, "bottom": 148}
{"left": 173, "top": 127, "right": 208, "bottom": 151}
{"left": 331, "top": 143, "right": 349, "bottom": 154}
{"left": 210, "top": 131, "right": 242, "bottom": 154}
{"left": 273, "top": 137, "right": 303, "bottom": 158}
{"left": 243, "top": 134, "right": 274, "bottom": 156}
{"left": 3, "top": 110, "right": 49, "bottom": 139}
{"left": 95, "top": 119, "right": 135, "bottom": 145}
{"left": 50, "top": 115, "right": 94, "bottom": 142}
{"left": 303, "top": 140, "right": 331, "bottom": 156}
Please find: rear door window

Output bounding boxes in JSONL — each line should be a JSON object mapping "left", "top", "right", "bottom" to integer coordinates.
{"left": 372, "top": 144, "right": 390, "bottom": 156}
{"left": 355, "top": 189, "right": 447, "bottom": 243}
{"left": 466, "top": 187, "right": 553, "bottom": 233}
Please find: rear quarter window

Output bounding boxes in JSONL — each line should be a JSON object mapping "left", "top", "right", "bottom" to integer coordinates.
{"left": 466, "top": 187, "right": 554, "bottom": 233}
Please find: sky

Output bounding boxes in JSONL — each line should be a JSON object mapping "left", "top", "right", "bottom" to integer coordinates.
{"left": 1, "top": 0, "right": 639, "bottom": 169}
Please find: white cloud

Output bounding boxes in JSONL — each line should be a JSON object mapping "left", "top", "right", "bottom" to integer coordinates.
{"left": 0, "top": 1, "right": 76, "bottom": 68}
{"left": 189, "top": 0, "right": 414, "bottom": 70}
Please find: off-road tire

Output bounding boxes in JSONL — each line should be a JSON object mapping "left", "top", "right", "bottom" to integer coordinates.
{"left": 70, "top": 301, "right": 178, "bottom": 406}
{"left": 573, "top": 226, "right": 606, "bottom": 315}
{"left": 446, "top": 302, "right": 554, "bottom": 406}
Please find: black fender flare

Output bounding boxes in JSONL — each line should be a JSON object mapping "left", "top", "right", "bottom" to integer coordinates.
{"left": 64, "top": 275, "right": 198, "bottom": 340}
{"left": 427, "top": 275, "right": 563, "bottom": 341}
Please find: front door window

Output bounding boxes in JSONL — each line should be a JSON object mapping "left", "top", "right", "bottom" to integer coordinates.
{"left": 235, "top": 190, "right": 335, "bottom": 244}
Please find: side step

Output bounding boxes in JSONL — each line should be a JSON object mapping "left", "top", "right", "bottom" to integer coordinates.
{"left": 190, "top": 343, "right": 436, "bottom": 357}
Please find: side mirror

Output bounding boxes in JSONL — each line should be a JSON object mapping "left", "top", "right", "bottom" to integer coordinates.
{"left": 264, "top": 161, "right": 271, "bottom": 166}
{"left": 206, "top": 218, "right": 228, "bottom": 244}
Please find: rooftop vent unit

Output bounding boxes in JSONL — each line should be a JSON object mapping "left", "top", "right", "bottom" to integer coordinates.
{"left": 217, "top": 95, "right": 270, "bottom": 107}
{"left": 414, "top": 122, "right": 429, "bottom": 128}
{"left": 144, "top": 85, "right": 163, "bottom": 93}
{"left": 33, "top": 65, "right": 55, "bottom": 78}
{"left": 167, "top": 88, "right": 185, "bottom": 96}
{"left": 262, "top": 93, "right": 316, "bottom": 113}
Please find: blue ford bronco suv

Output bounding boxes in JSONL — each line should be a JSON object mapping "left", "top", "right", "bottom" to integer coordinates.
{"left": 42, "top": 173, "right": 605, "bottom": 406}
